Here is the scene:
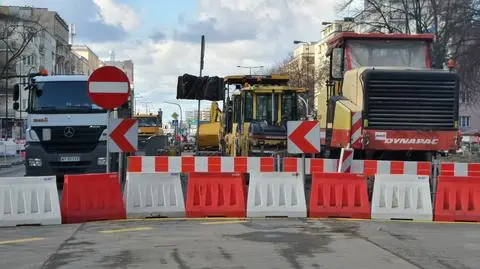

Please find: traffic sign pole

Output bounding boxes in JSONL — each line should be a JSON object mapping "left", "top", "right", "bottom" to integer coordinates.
{"left": 106, "top": 110, "right": 111, "bottom": 173}
{"left": 87, "top": 65, "right": 132, "bottom": 177}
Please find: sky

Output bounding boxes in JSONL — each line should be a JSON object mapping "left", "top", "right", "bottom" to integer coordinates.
{"left": 1, "top": 0, "right": 339, "bottom": 122}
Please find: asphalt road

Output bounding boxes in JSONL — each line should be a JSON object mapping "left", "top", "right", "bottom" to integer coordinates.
{"left": 0, "top": 218, "right": 479, "bottom": 269}
{"left": 1, "top": 166, "right": 479, "bottom": 269}
{"left": 0, "top": 164, "right": 25, "bottom": 178}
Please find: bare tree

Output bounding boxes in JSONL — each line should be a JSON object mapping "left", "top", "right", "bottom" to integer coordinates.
{"left": 0, "top": 13, "right": 47, "bottom": 79}
{"left": 267, "top": 51, "right": 331, "bottom": 118}
{"left": 339, "top": 0, "right": 480, "bottom": 100}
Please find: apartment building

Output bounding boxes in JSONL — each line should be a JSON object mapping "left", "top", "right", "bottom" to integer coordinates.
{"left": 71, "top": 45, "right": 103, "bottom": 75}
{"left": 0, "top": 6, "right": 104, "bottom": 138}
{"left": 104, "top": 58, "right": 134, "bottom": 117}
{"left": 186, "top": 109, "right": 210, "bottom": 122}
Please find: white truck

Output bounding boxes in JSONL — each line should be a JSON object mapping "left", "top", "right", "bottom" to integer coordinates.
{"left": 13, "top": 73, "right": 109, "bottom": 177}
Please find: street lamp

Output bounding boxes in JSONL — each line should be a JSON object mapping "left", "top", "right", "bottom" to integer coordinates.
{"left": 164, "top": 101, "right": 183, "bottom": 130}
{"left": 134, "top": 95, "right": 143, "bottom": 115}
{"left": 293, "top": 40, "right": 316, "bottom": 119}
{"left": 237, "top": 65, "right": 264, "bottom": 75}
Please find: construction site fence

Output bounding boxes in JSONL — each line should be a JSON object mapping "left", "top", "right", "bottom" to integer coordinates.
{"left": 0, "top": 140, "right": 25, "bottom": 168}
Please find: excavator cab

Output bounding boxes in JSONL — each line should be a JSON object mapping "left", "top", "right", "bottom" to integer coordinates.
{"left": 223, "top": 75, "right": 304, "bottom": 156}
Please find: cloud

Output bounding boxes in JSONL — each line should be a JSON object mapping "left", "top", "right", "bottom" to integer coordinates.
{"left": 106, "top": 0, "right": 337, "bottom": 120}
{"left": 1, "top": 0, "right": 136, "bottom": 42}
{"left": 92, "top": 0, "right": 140, "bottom": 31}
{"left": 150, "top": 31, "right": 167, "bottom": 43}
{"left": 2, "top": 0, "right": 338, "bottom": 121}
{"left": 174, "top": 17, "right": 258, "bottom": 43}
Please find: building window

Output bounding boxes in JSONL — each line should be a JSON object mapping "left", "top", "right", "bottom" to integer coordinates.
{"left": 460, "top": 92, "right": 470, "bottom": 104}
{"left": 460, "top": 116, "right": 471, "bottom": 127}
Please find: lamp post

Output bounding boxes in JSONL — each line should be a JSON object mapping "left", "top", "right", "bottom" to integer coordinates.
{"left": 134, "top": 95, "right": 143, "bottom": 115}
{"left": 164, "top": 101, "right": 183, "bottom": 130}
{"left": 237, "top": 65, "right": 264, "bottom": 75}
{"left": 293, "top": 40, "right": 316, "bottom": 119}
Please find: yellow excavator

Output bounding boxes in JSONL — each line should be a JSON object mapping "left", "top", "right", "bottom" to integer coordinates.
{"left": 197, "top": 101, "right": 223, "bottom": 155}
{"left": 196, "top": 75, "right": 304, "bottom": 156}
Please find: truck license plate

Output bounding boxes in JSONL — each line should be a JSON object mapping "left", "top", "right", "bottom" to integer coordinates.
{"left": 60, "top": 156, "right": 80, "bottom": 162}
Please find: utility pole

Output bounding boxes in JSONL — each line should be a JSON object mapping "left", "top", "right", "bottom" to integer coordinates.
{"left": 4, "top": 22, "right": 8, "bottom": 139}
{"left": 141, "top": 101, "right": 152, "bottom": 114}
{"left": 196, "top": 35, "right": 205, "bottom": 153}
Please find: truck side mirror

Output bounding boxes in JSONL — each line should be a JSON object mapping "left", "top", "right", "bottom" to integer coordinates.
{"left": 13, "top": 102, "right": 19, "bottom": 111}
{"left": 13, "top": 84, "right": 20, "bottom": 101}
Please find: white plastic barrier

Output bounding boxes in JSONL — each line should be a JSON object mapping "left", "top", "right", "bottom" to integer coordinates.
{"left": 124, "top": 173, "right": 185, "bottom": 218}
{"left": 371, "top": 174, "right": 433, "bottom": 221}
{"left": 0, "top": 176, "right": 61, "bottom": 227}
{"left": 247, "top": 172, "right": 307, "bottom": 218}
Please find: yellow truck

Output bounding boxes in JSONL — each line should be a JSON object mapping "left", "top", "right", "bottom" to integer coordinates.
{"left": 135, "top": 111, "right": 164, "bottom": 153}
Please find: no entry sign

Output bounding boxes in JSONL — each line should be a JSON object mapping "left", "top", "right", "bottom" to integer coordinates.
{"left": 88, "top": 66, "right": 131, "bottom": 110}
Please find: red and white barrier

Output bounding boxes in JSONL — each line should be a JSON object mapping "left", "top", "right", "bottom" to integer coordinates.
{"left": 128, "top": 156, "right": 275, "bottom": 173}
{"left": 284, "top": 157, "right": 430, "bottom": 176}
{"left": 439, "top": 162, "right": 480, "bottom": 177}
{"left": 350, "top": 160, "right": 431, "bottom": 176}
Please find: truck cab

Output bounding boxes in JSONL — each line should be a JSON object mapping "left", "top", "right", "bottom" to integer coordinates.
{"left": 319, "top": 32, "right": 460, "bottom": 160}
{"left": 135, "top": 111, "right": 163, "bottom": 152}
{"left": 14, "top": 73, "right": 109, "bottom": 177}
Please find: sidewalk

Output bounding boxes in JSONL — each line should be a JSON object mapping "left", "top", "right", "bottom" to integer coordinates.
{"left": 0, "top": 155, "right": 24, "bottom": 168}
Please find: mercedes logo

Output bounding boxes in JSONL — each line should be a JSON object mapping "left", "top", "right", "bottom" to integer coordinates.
{"left": 64, "top": 127, "right": 75, "bottom": 138}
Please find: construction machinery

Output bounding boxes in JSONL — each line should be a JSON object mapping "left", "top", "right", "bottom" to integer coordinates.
{"left": 221, "top": 75, "right": 305, "bottom": 156}
{"left": 135, "top": 110, "right": 168, "bottom": 155}
{"left": 197, "top": 101, "right": 223, "bottom": 155}
{"left": 318, "top": 32, "right": 460, "bottom": 161}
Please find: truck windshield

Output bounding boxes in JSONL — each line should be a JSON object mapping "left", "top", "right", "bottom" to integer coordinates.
{"left": 256, "top": 93, "right": 279, "bottom": 124}
{"left": 282, "top": 92, "right": 297, "bottom": 121}
{"left": 137, "top": 117, "right": 157, "bottom": 127}
{"left": 31, "top": 81, "right": 105, "bottom": 113}
{"left": 346, "top": 40, "right": 429, "bottom": 69}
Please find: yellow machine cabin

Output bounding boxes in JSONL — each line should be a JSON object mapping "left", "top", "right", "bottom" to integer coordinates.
{"left": 222, "top": 75, "right": 304, "bottom": 156}
{"left": 135, "top": 110, "right": 164, "bottom": 151}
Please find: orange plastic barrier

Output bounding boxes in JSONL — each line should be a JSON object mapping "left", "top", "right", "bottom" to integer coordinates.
{"left": 61, "top": 173, "right": 126, "bottom": 224}
{"left": 309, "top": 172, "right": 370, "bottom": 219}
{"left": 434, "top": 175, "right": 480, "bottom": 222}
{"left": 185, "top": 172, "right": 247, "bottom": 217}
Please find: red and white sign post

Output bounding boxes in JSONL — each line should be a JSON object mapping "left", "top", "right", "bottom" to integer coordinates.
{"left": 287, "top": 121, "right": 321, "bottom": 179}
{"left": 88, "top": 66, "right": 136, "bottom": 173}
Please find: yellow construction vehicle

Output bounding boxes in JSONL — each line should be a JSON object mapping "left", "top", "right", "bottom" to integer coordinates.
{"left": 221, "top": 75, "right": 305, "bottom": 156}
{"left": 135, "top": 110, "right": 165, "bottom": 154}
{"left": 197, "top": 101, "right": 223, "bottom": 154}
{"left": 318, "top": 32, "right": 460, "bottom": 161}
